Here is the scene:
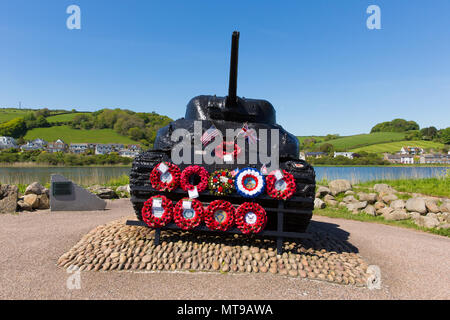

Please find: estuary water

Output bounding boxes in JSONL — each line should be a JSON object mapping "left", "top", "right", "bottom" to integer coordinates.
{"left": 0, "top": 166, "right": 447, "bottom": 186}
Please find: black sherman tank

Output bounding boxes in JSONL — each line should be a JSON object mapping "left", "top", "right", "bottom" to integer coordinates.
{"left": 130, "top": 31, "right": 316, "bottom": 233}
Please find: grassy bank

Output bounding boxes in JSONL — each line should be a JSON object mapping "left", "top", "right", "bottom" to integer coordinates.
{"left": 356, "top": 177, "right": 450, "bottom": 198}
{"left": 315, "top": 207, "right": 450, "bottom": 237}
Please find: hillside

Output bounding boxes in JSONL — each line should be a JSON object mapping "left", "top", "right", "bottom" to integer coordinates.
{"left": 24, "top": 126, "right": 139, "bottom": 144}
{"left": 351, "top": 140, "right": 445, "bottom": 153}
{"left": 46, "top": 112, "right": 92, "bottom": 123}
{"left": 314, "top": 132, "right": 406, "bottom": 151}
{"left": 0, "top": 109, "right": 33, "bottom": 123}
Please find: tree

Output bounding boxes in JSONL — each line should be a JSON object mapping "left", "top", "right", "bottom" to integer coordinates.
{"left": 439, "top": 127, "right": 450, "bottom": 144}
{"left": 371, "top": 119, "right": 419, "bottom": 133}
{"left": 420, "top": 127, "right": 438, "bottom": 140}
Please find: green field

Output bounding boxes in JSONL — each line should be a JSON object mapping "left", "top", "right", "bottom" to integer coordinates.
{"left": 351, "top": 140, "right": 445, "bottom": 153}
{"left": 24, "top": 125, "right": 139, "bottom": 144}
{"left": 46, "top": 112, "right": 91, "bottom": 123}
{"left": 297, "top": 136, "right": 325, "bottom": 144}
{"left": 0, "top": 109, "right": 31, "bottom": 123}
{"left": 315, "top": 132, "right": 406, "bottom": 151}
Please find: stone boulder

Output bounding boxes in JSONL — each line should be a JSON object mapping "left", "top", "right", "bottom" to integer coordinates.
{"left": 405, "top": 198, "right": 427, "bottom": 214}
{"left": 346, "top": 201, "right": 367, "bottom": 212}
{"left": 357, "top": 192, "right": 377, "bottom": 204}
{"left": 383, "top": 209, "right": 410, "bottom": 221}
{"left": 425, "top": 199, "right": 440, "bottom": 213}
{"left": 390, "top": 199, "right": 406, "bottom": 210}
{"left": 379, "top": 192, "right": 398, "bottom": 204}
{"left": 324, "top": 198, "right": 338, "bottom": 207}
{"left": 17, "top": 200, "right": 32, "bottom": 211}
{"left": 374, "top": 184, "right": 395, "bottom": 194}
{"left": 328, "top": 179, "right": 352, "bottom": 196}
{"left": 342, "top": 195, "right": 358, "bottom": 204}
{"left": 378, "top": 207, "right": 394, "bottom": 216}
{"left": 344, "top": 190, "right": 355, "bottom": 195}
{"left": 25, "top": 182, "right": 46, "bottom": 195}
{"left": 0, "top": 184, "right": 18, "bottom": 214}
{"left": 314, "top": 198, "right": 325, "bottom": 209}
{"left": 374, "top": 201, "right": 386, "bottom": 211}
{"left": 316, "top": 186, "right": 331, "bottom": 198}
{"left": 89, "top": 186, "right": 118, "bottom": 199}
{"left": 38, "top": 193, "right": 50, "bottom": 209}
{"left": 24, "top": 194, "right": 40, "bottom": 209}
{"left": 439, "top": 201, "right": 450, "bottom": 213}
{"left": 363, "top": 205, "right": 376, "bottom": 216}
{"left": 414, "top": 215, "right": 440, "bottom": 229}
{"left": 116, "top": 185, "right": 130, "bottom": 193}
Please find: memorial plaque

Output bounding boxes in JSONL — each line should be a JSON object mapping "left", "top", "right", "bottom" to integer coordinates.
{"left": 52, "top": 181, "right": 72, "bottom": 196}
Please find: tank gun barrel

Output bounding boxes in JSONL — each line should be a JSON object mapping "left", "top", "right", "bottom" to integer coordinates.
{"left": 226, "top": 31, "right": 240, "bottom": 107}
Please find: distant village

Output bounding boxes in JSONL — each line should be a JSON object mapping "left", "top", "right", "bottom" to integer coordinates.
{"left": 300, "top": 146, "right": 450, "bottom": 164}
{"left": 0, "top": 136, "right": 142, "bottom": 158}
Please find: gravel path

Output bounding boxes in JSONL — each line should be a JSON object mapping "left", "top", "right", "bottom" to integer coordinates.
{"left": 0, "top": 199, "right": 448, "bottom": 300}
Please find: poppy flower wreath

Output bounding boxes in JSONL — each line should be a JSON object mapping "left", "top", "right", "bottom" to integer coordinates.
{"left": 173, "top": 198, "right": 204, "bottom": 230}
{"left": 235, "top": 202, "right": 267, "bottom": 234}
{"left": 266, "top": 169, "right": 297, "bottom": 200}
{"left": 180, "top": 165, "right": 209, "bottom": 193}
{"left": 141, "top": 195, "right": 173, "bottom": 228}
{"left": 234, "top": 167, "right": 265, "bottom": 198}
{"left": 208, "top": 169, "right": 235, "bottom": 196}
{"left": 205, "top": 200, "right": 235, "bottom": 231}
{"left": 149, "top": 162, "right": 181, "bottom": 192}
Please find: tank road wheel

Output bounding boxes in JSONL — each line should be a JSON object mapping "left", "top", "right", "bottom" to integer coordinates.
{"left": 173, "top": 198, "right": 204, "bottom": 230}
{"left": 235, "top": 202, "right": 267, "bottom": 234}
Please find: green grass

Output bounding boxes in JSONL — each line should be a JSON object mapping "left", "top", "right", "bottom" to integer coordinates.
{"left": 357, "top": 176, "right": 450, "bottom": 198}
{"left": 104, "top": 174, "right": 129, "bottom": 187}
{"left": 315, "top": 132, "right": 406, "bottom": 151}
{"left": 0, "top": 109, "right": 31, "bottom": 123}
{"left": 351, "top": 140, "right": 446, "bottom": 153}
{"left": 315, "top": 207, "right": 450, "bottom": 237}
{"left": 24, "top": 125, "right": 139, "bottom": 144}
{"left": 46, "top": 112, "right": 91, "bottom": 123}
{"left": 297, "top": 136, "right": 326, "bottom": 144}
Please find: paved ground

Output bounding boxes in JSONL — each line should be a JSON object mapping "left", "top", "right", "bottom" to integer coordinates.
{"left": 0, "top": 199, "right": 449, "bottom": 300}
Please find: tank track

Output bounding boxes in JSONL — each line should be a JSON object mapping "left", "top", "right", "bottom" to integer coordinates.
{"left": 129, "top": 150, "right": 315, "bottom": 232}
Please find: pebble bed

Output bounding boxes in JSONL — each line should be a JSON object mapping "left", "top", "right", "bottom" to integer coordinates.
{"left": 58, "top": 218, "right": 370, "bottom": 287}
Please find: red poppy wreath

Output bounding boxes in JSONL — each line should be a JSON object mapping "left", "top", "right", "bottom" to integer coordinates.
{"left": 235, "top": 202, "right": 267, "bottom": 234}
{"left": 180, "top": 165, "right": 209, "bottom": 193}
{"left": 173, "top": 198, "right": 204, "bottom": 230}
{"left": 205, "top": 200, "right": 235, "bottom": 231}
{"left": 266, "top": 169, "right": 296, "bottom": 200}
{"left": 141, "top": 195, "right": 173, "bottom": 228}
{"left": 149, "top": 162, "right": 181, "bottom": 192}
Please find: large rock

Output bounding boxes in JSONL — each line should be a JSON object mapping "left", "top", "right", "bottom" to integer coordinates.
{"left": 346, "top": 201, "right": 367, "bottom": 212}
{"left": 328, "top": 179, "right": 352, "bottom": 196}
{"left": 25, "top": 182, "right": 46, "bottom": 195}
{"left": 324, "top": 197, "right": 338, "bottom": 206}
{"left": 316, "top": 186, "right": 331, "bottom": 198}
{"left": 314, "top": 198, "right": 325, "bottom": 209}
{"left": 373, "top": 184, "right": 395, "bottom": 194}
{"left": 374, "top": 201, "right": 386, "bottom": 211}
{"left": 38, "top": 193, "right": 50, "bottom": 210}
{"left": 414, "top": 216, "right": 440, "bottom": 229}
{"left": 378, "top": 207, "right": 394, "bottom": 216}
{"left": 342, "top": 195, "right": 358, "bottom": 204}
{"left": 0, "top": 184, "right": 18, "bottom": 214}
{"left": 116, "top": 185, "right": 130, "bottom": 194}
{"left": 390, "top": 199, "right": 406, "bottom": 210}
{"left": 383, "top": 209, "right": 410, "bottom": 221}
{"left": 24, "top": 194, "right": 40, "bottom": 209}
{"left": 363, "top": 205, "right": 376, "bottom": 216}
{"left": 90, "top": 187, "right": 118, "bottom": 199}
{"left": 439, "top": 201, "right": 450, "bottom": 213}
{"left": 17, "top": 200, "right": 32, "bottom": 211}
{"left": 425, "top": 199, "right": 440, "bottom": 213}
{"left": 357, "top": 192, "right": 377, "bottom": 204}
{"left": 380, "top": 192, "right": 398, "bottom": 204}
{"left": 406, "top": 198, "right": 427, "bottom": 214}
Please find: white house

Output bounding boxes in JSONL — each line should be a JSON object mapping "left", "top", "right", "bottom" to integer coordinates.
{"left": 419, "top": 154, "right": 450, "bottom": 164}
{"left": 0, "top": 136, "right": 18, "bottom": 149}
{"left": 69, "top": 143, "right": 89, "bottom": 154}
{"left": 400, "top": 146, "right": 423, "bottom": 155}
{"left": 95, "top": 144, "right": 113, "bottom": 155}
{"left": 400, "top": 155, "right": 414, "bottom": 164}
{"left": 119, "top": 149, "right": 141, "bottom": 158}
{"left": 334, "top": 152, "right": 354, "bottom": 159}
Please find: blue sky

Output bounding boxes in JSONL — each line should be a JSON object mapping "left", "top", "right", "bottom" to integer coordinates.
{"left": 1, "top": 0, "right": 449, "bottom": 136}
